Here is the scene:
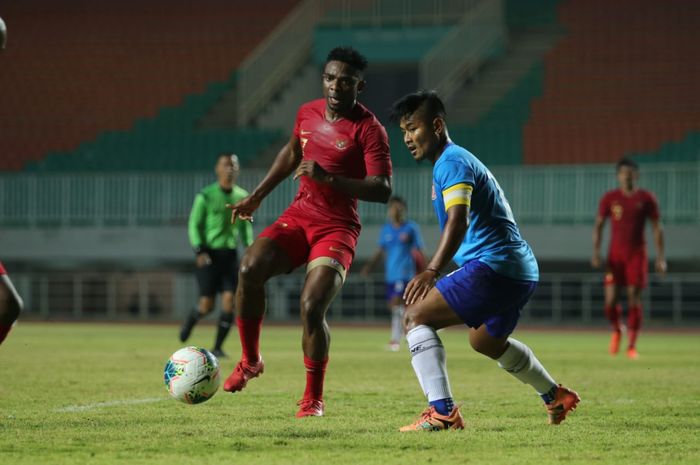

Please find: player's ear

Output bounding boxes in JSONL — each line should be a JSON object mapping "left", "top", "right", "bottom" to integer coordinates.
{"left": 433, "top": 117, "right": 445, "bottom": 136}
{"left": 357, "top": 79, "right": 366, "bottom": 94}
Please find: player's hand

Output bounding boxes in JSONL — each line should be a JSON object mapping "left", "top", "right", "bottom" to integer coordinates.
{"left": 226, "top": 195, "right": 261, "bottom": 223}
{"left": 655, "top": 256, "right": 667, "bottom": 274}
{"left": 403, "top": 270, "right": 439, "bottom": 306}
{"left": 590, "top": 253, "right": 602, "bottom": 269}
{"left": 293, "top": 160, "right": 331, "bottom": 183}
{"left": 195, "top": 253, "right": 212, "bottom": 268}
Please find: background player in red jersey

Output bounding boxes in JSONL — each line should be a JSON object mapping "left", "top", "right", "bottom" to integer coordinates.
{"left": 592, "top": 158, "right": 666, "bottom": 359}
{"left": 223, "top": 47, "right": 392, "bottom": 417}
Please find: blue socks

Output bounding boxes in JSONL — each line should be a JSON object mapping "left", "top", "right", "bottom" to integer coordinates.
{"left": 430, "top": 397, "right": 454, "bottom": 415}
{"left": 540, "top": 385, "right": 558, "bottom": 404}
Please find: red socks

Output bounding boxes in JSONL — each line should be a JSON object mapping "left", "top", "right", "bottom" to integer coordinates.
{"left": 604, "top": 304, "right": 622, "bottom": 332}
{"left": 0, "top": 323, "right": 12, "bottom": 345}
{"left": 303, "top": 356, "right": 328, "bottom": 401}
{"left": 627, "top": 305, "right": 642, "bottom": 349}
{"left": 236, "top": 316, "right": 263, "bottom": 363}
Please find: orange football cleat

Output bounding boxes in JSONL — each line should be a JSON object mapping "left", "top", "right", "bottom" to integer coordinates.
{"left": 609, "top": 331, "right": 621, "bottom": 355}
{"left": 545, "top": 385, "right": 581, "bottom": 425}
{"left": 626, "top": 347, "right": 639, "bottom": 360}
{"left": 399, "top": 406, "right": 465, "bottom": 432}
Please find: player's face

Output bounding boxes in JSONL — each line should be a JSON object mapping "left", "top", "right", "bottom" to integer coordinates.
{"left": 398, "top": 109, "right": 441, "bottom": 163}
{"left": 216, "top": 155, "right": 239, "bottom": 183}
{"left": 322, "top": 60, "right": 364, "bottom": 115}
{"left": 388, "top": 201, "right": 405, "bottom": 223}
{"left": 616, "top": 165, "right": 638, "bottom": 190}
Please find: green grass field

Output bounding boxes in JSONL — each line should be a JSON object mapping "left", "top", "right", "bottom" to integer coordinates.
{"left": 1, "top": 323, "right": 699, "bottom": 465}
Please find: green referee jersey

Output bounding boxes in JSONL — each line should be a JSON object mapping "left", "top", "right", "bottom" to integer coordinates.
{"left": 188, "top": 182, "right": 254, "bottom": 251}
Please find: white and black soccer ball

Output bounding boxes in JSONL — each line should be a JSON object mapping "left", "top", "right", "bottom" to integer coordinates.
{"left": 164, "top": 346, "right": 220, "bottom": 404}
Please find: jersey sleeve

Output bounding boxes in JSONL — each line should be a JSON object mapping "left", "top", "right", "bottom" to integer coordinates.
{"left": 359, "top": 120, "right": 392, "bottom": 177}
{"left": 187, "top": 193, "right": 207, "bottom": 250}
{"left": 597, "top": 192, "right": 611, "bottom": 217}
{"left": 435, "top": 158, "right": 474, "bottom": 211}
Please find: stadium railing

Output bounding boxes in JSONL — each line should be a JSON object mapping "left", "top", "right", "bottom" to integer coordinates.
{"left": 420, "top": 0, "right": 507, "bottom": 102}
{"left": 1, "top": 162, "right": 698, "bottom": 227}
{"left": 11, "top": 271, "right": 700, "bottom": 326}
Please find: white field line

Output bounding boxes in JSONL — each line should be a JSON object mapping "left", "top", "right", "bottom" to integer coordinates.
{"left": 54, "top": 396, "right": 167, "bottom": 413}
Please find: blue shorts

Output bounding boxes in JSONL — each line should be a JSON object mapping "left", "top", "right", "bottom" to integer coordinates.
{"left": 386, "top": 280, "right": 407, "bottom": 300}
{"left": 435, "top": 260, "right": 537, "bottom": 338}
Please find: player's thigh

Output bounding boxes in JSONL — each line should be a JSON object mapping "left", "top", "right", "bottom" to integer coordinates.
{"left": 468, "top": 325, "right": 510, "bottom": 359}
{"left": 404, "top": 287, "right": 463, "bottom": 331}
{"left": 239, "top": 237, "right": 295, "bottom": 282}
{"left": 195, "top": 261, "right": 218, "bottom": 298}
{"left": 299, "top": 262, "right": 344, "bottom": 321}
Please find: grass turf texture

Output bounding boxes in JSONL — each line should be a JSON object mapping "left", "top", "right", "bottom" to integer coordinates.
{"left": 1, "top": 323, "right": 699, "bottom": 465}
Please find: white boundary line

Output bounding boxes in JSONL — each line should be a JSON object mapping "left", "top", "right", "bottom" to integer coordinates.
{"left": 54, "top": 396, "right": 167, "bottom": 413}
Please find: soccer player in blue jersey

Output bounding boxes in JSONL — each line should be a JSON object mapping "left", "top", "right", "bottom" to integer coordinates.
{"left": 362, "top": 196, "right": 425, "bottom": 351}
{"left": 390, "top": 90, "right": 580, "bottom": 431}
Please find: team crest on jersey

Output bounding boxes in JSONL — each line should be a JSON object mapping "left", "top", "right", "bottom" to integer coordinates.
{"left": 431, "top": 184, "right": 437, "bottom": 200}
{"left": 612, "top": 203, "right": 623, "bottom": 220}
{"left": 335, "top": 139, "right": 349, "bottom": 150}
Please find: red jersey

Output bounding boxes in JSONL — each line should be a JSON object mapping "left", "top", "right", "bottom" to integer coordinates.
{"left": 598, "top": 189, "right": 660, "bottom": 257}
{"left": 292, "top": 99, "right": 391, "bottom": 229}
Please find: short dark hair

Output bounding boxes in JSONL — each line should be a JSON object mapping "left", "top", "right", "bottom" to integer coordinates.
{"left": 390, "top": 90, "right": 446, "bottom": 123}
{"left": 389, "top": 195, "right": 406, "bottom": 207}
{"left": 616, "top": 157, "right": 638, "bottom": 171}
{"left": 326, "top": 46, "right": 368, "bottom": 73}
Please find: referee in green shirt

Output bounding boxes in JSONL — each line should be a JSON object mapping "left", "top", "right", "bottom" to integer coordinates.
{"left": 180, "top": 154, "right": 253, "bottom": 358}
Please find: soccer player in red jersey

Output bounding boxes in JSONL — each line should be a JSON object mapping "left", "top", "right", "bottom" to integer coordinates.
{"left": 223, "top": 47, "right": 392, "bottom": 417}
{"left": 592, "top": 158, "right": 666, "bottom": 359}
{"left": 0, "top": 262, "right": 24, "bottom": 346}
{"left": 0, "top": 18, "right": 22, "bottom": 346}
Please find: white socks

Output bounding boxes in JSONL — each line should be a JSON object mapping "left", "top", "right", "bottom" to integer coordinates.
{"left": 406, "top": 325, "right": 453, "bottom": 402}
{"left": 390, "top": 305, "right": 404, "bottom": 342}
{"left": 497, "top": 338, "right": 556, "bottom": 394}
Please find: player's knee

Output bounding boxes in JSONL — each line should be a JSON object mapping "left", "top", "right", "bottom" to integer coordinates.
{"left": 403, "top": 306, "right": 429, "bottom": 331}
{"left": 238, "top": 257, "right": 266, "bottom": 286}
{"left": 299, "top": 296, "right": 326, "bottom": 325}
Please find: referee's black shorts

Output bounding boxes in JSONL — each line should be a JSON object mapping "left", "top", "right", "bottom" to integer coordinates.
{"left": 195, "top": 248, "right": 239, "bottom": 297}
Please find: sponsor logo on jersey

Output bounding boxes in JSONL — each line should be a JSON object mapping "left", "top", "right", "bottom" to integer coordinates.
{"left": 335, "top": 139, "right": 348, "bottom": 150}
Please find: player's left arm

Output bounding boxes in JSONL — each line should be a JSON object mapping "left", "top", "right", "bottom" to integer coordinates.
{"left": 404, "top": 190, "right": 471, "bottom": 305}
{"left": 650, "top": 218, "right": 666, "bottom": 274}
{"left": 647, "top": 192, "right": 666, "bottom": 274}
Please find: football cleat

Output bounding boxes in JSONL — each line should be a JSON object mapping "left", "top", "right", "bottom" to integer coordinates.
{"left": 223, "top": 357, "right": 264, "bottom": 392}
{"left": 609, "top": 331, "right": 621, "bottom": 355}
{"left": 545, "top": 385, "right": 580, "bottom": 425}
{"left": 211, "top": 348, "right": 228, "bottom": 359}
{"left": 399, "top": 406, "right": 465, "bottom": 432}
{"left": 296, "top": 398, "right": 324, "bottom": 417}
{"left": 626, "top": 347, "right": 639, "bottom": 360}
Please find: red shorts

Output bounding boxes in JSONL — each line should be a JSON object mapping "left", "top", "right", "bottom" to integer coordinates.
{"left": 259, "top": 205, "right": 359, "bottom": 272}
{"left": 0, "top": 261, "right": 5, "bottom": 275}
{"left": 604, "top": 251, "right": 648, "bottom": 288}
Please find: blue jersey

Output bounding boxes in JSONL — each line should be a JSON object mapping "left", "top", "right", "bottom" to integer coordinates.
{"left": 379, "top": 220, "right": 424, "bottom": 282}
{"left": 432, "top": 142, "right": 539, "bottom": 281}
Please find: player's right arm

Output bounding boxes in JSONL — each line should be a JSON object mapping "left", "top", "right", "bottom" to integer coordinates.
{"left": 227, "top": 134, "right": 303, "bottom": 223}
{"left": 591, "top": 214, "right": 606, "bottom": 269}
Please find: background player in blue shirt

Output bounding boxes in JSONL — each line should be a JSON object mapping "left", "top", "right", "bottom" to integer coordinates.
{"left": 362, "top": 196, "right": 425, "bottom": 351}
{"left": 390, "top": 90, "right": 580, "bottom": 432}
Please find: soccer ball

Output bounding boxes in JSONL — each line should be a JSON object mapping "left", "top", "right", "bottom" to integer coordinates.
{"left": 164, "top": 346, "right": 220, "bottom": 404}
